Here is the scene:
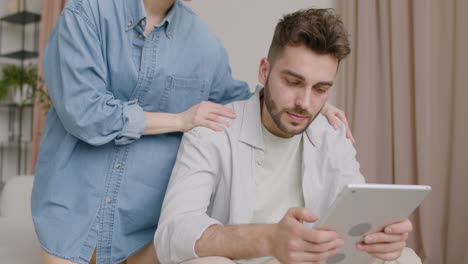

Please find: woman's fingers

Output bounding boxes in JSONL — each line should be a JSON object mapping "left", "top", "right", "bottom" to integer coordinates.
{"left": 207, "top": 114, "right": 230, "bottom": 128}
{"left": 187, "top": 101, "right": 236, "bottom": 132}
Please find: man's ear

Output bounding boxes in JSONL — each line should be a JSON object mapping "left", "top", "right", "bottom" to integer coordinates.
{"left": 258, "top": 58, "right": 270, "bottom": 86}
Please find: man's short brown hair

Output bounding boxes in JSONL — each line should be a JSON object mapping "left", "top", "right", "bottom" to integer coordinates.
{"left": 268, "top": 8, "right": 350, "bottom": 63}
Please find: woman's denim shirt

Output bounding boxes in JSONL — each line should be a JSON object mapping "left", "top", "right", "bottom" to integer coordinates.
{"left": 31, "top": 0, "right": 252, "bottom": 263}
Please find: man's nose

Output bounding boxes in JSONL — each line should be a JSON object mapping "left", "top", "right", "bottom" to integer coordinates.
{"left": 295, "top": 89, "right": 312, "bottom": 110}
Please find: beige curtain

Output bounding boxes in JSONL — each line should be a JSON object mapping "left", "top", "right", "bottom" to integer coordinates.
{"left": 30, "top": 0, "right": 67, "bottom": 173}
{"left": 338, "top": 0, "right": 468, "bottom": 264}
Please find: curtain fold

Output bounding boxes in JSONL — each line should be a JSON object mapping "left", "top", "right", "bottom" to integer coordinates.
{"left": 30, "top": 0, "right": 67, "bottom": 173}
{"left": 339, "top": 1, "right": 468, "bottom": 263}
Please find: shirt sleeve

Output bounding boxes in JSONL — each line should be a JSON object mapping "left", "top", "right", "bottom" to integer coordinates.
{"left": 154, "top": 128, "right": 222, "bottom": 264}
{"left": 326, "top": 120, "right": 366, "bottom": 197}
{"left": 208, "top": 40, "right": 255, "bottom": 105}
{"left": 42, "top": 7, "right": 146, "bottom": 146}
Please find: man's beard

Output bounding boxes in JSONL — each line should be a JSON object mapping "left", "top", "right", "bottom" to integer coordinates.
{"left": 264, "top": 78, "right": 325, "bottom": 136}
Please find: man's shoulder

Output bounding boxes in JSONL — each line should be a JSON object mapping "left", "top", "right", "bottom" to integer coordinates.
{"left": 307, "top": 114, "right": 341, "bottom": 138}
{"left": 307, "top": 114, "right": 351, "bottom": 151}
{"left": 225, "top": 97, "right": 250, "bottom": 116}
{"left": 185, "top": 98, "right": 250, "bottom": 145}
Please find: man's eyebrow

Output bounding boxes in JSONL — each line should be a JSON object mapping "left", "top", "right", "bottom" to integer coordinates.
{"left": 280, "top": 70, "right": 305, "bottom": 81}
{"left": 280, "top": 70, "right": 334, "bottom": 87}
{"left": 314, "top": 81, "right": 334, "bottom": 87}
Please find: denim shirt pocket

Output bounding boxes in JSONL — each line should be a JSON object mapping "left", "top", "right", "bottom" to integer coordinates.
{"left": 157, "top": 76, "right": 207, "bottom": 113}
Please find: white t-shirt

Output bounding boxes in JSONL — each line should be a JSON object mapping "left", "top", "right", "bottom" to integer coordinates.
{"left": 236, "top": 126, "right": 305, "bottom": 264}
{"left": 252, "top": 125, "right": 305, "bottom": 223}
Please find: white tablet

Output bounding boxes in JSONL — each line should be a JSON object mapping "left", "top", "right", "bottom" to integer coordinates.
{"left": 315, "top": 183, "right": 431, "bottom": 264}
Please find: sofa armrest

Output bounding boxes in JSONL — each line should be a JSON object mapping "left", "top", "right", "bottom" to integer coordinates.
{"left": 0, "top": 216, "right": 41, "bottom": 264}
{"left": 0, "top": 175, "right": 34, "bottom": 218}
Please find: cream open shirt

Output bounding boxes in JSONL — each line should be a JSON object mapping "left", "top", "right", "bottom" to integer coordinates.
{"left": 154, "top": 92, "right": 365, "bottom": 264}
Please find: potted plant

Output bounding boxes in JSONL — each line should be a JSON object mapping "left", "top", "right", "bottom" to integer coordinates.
{"left": 0, "top": 64, "right": 41, "bottom": 106}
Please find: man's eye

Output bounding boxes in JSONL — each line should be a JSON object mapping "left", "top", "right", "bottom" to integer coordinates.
{"left": 287, "top": 80, "right": 300, "bottom": 86}
{"left": 315, "top": 87, "right": 328, "bottom": 93}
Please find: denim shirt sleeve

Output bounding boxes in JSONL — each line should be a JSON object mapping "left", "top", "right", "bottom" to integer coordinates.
{"left": 208, "top": 40, "right": 255, "bottom": 105}
{"left": 114, "top": 101, "right": 146, "bottom": 145}
{"left": 42, "top": 7, "right": 146, "bottom": 146}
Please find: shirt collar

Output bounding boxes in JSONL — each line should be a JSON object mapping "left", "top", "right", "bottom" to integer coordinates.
{"left": 125, "top": 0, "right": 179, "bottom": 38}
{"left": 239, "top": 89, "right": 320, "bottom": 149}
{"left": 239, "top": 91, "right": 265, "bottom": 150}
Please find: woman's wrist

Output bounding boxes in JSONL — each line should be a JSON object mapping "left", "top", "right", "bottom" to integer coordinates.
{"left": 143, "top": 112, "right": 186, "bottom": 135}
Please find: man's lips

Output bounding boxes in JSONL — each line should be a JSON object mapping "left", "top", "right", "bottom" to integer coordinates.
{"left": 286, "top": 112, "right": 308, "bottom": 122}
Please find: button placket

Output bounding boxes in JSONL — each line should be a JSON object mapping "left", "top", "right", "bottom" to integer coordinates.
{"left": 256, "top": 151, "right": 264, "bottom": 167}
{"left": 256, "top": 159, "right": 263, "bottom": 167}
{"left": 254, "top": 150, "right": 264, "bottom": 185}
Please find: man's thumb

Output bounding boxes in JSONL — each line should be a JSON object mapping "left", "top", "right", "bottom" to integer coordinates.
{"left": 288, "top": 207, "right": 318, "bottom": 223}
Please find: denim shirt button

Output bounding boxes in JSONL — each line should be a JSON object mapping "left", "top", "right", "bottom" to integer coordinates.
{"left": 115, "top": 163, "right": 121, "bottom": 169}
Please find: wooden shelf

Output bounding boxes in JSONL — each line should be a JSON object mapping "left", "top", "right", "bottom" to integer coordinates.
{"left": 0, "top": 11, "right": 41, "bottom": 25}
{"left": 0, "top": 50, "right": 38, "bottom": 60}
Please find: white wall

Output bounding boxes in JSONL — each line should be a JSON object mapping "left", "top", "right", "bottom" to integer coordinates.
{"left": 185, "top": 0, "right": 340, "bottom": 104}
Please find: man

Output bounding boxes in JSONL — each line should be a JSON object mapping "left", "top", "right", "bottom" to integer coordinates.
{"left": 154, "top": 8, "right": 421, "bottom": 264}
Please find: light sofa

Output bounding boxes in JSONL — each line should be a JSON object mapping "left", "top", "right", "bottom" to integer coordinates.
{"left": 0, "top": 175, "right": 41, "bottom": 264}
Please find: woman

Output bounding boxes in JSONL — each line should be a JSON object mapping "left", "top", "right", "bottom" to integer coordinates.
{"left": 32, "top": 1, "right": 352, "bottom": 264}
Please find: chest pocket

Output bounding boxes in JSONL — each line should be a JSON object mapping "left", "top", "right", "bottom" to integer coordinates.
{"left": 157, "top": 76, "right": 207, "bottom": 113}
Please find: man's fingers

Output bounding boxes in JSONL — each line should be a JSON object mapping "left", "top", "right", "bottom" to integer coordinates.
{"left": 304, "top": 238, "right": 344, "bottom": 253}
{"left": 357, "top": 240, "right": 406, "bottom": 254}
{"left": 287, "top": 207, "right": 318, "bottom": 223}
{"left": 301, "top": 228, "right": 340, "bottom": 244}
{"left": 384, "top": 219, "right": 413, "bottom": 234}
{"left": 371, "top": 251, "right": 403, "bottom": 262}
{"left": 364, "top": 232, "right": 408, "bottom": 244}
